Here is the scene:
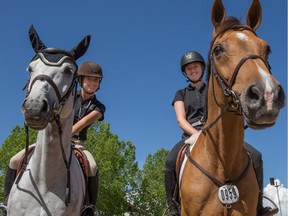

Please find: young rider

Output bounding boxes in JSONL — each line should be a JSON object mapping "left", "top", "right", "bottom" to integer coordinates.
{"left": 164, "top": 50, "right": 207, "bottom": 215}
{"left": 164, "top": 50, "right": 278, "bottom": 216}
{"left": 72, "top": 61, "right": 106, "bottom": 216}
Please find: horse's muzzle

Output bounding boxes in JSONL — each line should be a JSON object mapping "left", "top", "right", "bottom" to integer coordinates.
{"left": 21, "top": 98, "right": 52, "bottom": 130}
{"left": 242, "top": 83, "right": 286, "bottom": 129}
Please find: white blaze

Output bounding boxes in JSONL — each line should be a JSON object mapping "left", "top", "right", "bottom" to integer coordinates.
{"left": 236, "top": 32, "right": 249, "bottom": 41}
{"left": 257, "top": 64, "right": 274, "bottom": 111}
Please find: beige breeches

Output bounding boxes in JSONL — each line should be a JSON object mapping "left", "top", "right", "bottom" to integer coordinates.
{"left": 9, "top": 144, "right": 36, "bottom": 170}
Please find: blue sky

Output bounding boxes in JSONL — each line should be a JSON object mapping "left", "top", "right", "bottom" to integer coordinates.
{"left": 0, "top": 0, "right": 286, "bottom": 193}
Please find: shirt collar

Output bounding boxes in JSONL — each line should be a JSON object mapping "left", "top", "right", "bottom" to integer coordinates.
{"left": 187, "top": 82, "right": 206, "bottom": 92}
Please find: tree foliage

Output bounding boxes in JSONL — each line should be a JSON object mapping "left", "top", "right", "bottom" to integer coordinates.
{"left": 85, "top": 122, "right": 141, "bottom": 215}
{"left": 135, "top": 148, "right": 169, "bottom": 215}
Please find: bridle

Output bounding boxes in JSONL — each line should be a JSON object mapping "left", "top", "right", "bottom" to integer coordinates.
{"left": 202, "top": 25, "right": 271, "bottom": 131}
{"left": 17, "top": 52, "right": 78, "bottom": 206}
{"left": 25, "top": 52, "right": 78, "bottom": 114}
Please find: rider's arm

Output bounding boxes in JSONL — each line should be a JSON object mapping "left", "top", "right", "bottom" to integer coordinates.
{"left": 174, "top": 101, "right": 199, "bottom": 135}
{"left": 72, "top": 110, "right": 102, "bottom": 136}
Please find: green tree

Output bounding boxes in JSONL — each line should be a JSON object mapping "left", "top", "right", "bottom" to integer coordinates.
{"left": 86, "top": 122, "right": 141, "bottom": 215}
{"left": 135, "top": 148, "right": 169, "bottom": 215}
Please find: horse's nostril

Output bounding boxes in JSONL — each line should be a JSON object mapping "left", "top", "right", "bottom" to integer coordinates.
{"left": 41, "top": 100, "right": 49, "bottom": 113}
{"left": 277, "top": 85, "right": 286, "bottom": 108}
{"left": 245, "top": 85, "right": 262, "bottom": 111}
{"left": 247, "top": 86, "right": 260, "bottom": 101}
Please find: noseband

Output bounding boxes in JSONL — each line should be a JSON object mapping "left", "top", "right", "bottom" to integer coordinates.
{"left": 202, "top": 26, "right": 271, "bottom": 131}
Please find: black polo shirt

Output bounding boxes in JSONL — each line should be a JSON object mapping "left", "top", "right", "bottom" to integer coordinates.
{"left": 73, "top": 91, "right": 106, "bottom": 141}
{"left": 172, "top": 83, "right": 207, "bottom": 137}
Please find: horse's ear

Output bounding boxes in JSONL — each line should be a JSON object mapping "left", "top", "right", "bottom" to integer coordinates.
{"left": 246, "top": 0, "right": 262, "bottom": 31}
{"left": 211, "top": 0, "right": 226, "bottom": 36}
{"left": 69, "top": 35, "right": 91, "bottom": 60}
{"left": 29, "top": 25, "right": 47, "bottom": 53}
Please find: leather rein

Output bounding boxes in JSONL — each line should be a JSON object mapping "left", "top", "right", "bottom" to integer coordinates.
{"left": 17, "top": 53, "right": 78, "bottom": 206}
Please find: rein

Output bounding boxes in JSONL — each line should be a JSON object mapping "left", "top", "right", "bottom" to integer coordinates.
{"left": 54, "top": 115, "right": 73, "bottom": 206}
{"left": 19, "top": 54, "right": 78, "bottom": 206}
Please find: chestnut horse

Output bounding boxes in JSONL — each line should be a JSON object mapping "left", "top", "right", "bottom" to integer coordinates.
{"left": 180, "top": 0, "right": 285, "bottom": 215}
{"left": 7, "top": 25, "right": 90, "bottom": 216}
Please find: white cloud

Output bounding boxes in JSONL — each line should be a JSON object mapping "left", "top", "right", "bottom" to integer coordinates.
{"left": 263, "top": 179, "right": 288, "bottom": 216}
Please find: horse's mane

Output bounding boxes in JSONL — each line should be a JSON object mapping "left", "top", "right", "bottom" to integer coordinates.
{"left": 203, "top": 16, "right": 242, "bottom": 124}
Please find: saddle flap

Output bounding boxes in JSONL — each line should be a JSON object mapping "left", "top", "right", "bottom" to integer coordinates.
{"left": 73, "top": 147, "right": 89, "bottom": 182}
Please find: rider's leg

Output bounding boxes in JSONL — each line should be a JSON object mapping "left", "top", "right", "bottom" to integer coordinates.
{"left": 164, "top": 139, "right": 185, "bottom": 215}
{"left": 244, "top": 142, "right": 279, "bottom": 216}
{"left": 3, "top": 146, "right": 30, "bottom": 205}
{"left": 3, "top": 167, "right": 16, "bottom": 205}
{"left": 87, "top": 171, "right": 99, "bottom": 214}
{"left": 83, "top": 149, "right": 99, "bottom": 216}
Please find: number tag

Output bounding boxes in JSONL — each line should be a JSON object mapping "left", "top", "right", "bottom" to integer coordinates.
{"left": 218, "top": 184, "right": 239, "bottom": 205}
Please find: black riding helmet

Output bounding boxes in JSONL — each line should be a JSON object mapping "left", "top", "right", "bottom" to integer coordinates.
{"left": 77, "top": 61, "right": 103, "bottom": 90}
{"left": 180, "top": 51, "right": 206, "bottom": 81}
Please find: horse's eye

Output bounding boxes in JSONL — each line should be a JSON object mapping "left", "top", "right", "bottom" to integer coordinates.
{"left": 64, "top": 66, "right": 73, "bottom": 75}
{"left": 265, "top": 45, "right": 271, "bottom": 61}
{"left": 26, "top": 66, "right": 32, "bottom": 73}
{"left": 213, "top": 44, "right": 224, "bottom": 58}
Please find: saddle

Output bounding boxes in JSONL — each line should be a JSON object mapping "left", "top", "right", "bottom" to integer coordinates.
{"left": 12, "top": 145, "right": 93, "bottom": 213}
{"left": 16, "top": 145, "right": 90, "bottom": 195}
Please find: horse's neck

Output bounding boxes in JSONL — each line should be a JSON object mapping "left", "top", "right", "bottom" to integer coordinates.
{"left": 32, "top": 113, "right": 74, "bottom": 174}
{"left": 204, "top": 101, "right": 246, "bottom": 172}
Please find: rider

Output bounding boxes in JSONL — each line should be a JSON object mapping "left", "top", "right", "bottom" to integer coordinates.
{"left": 0, "top": 61, "right": 105, "bottom": 216}
{"left": 72, "top": 61, "right": 106, "bottom": 216}
{"left": 164, "top": 50, "right": 207, "bottom": 216}
{"left": 164, "top": 50, "right": 278, "bottom": 216}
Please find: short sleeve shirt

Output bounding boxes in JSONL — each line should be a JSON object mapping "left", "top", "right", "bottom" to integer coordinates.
{"left": 73, "top": 91, "right": 106, "bottom": 141}
{"left": 172, "top": 83, "right": 207, "bottom": 136}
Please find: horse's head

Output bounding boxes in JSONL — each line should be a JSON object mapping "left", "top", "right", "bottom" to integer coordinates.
{"left": 208, "top": 0, "right": 285, "bottom": 129}
{"left": 22, "top": 25, "right": 91, "bottom": 130}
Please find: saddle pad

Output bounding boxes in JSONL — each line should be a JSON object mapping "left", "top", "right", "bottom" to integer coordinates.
{"left": 179, "top": 132, "right": 201, "bottom": 189}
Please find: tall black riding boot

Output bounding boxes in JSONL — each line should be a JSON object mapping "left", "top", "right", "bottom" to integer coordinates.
{"left": 164, "top": 169, "right": 180, "bottom": 216}
{"left": 254, "top": 160, "right": 278, "bottom": 216}
{"left": 3, "top": 167, "right": 17, "bottom": 205}
{"left": 85, "top": 170, "right": 99, "bottom": 216}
